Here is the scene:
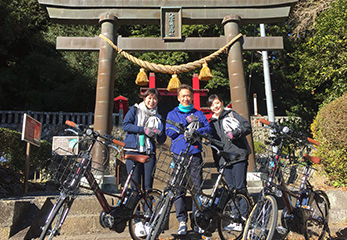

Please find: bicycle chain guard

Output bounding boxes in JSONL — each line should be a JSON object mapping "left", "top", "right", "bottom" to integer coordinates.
{"left": 281, "top": 207, "right": 305, "bottom": 234}
{"left": 99, "top": 206, "right": 132, "bottom": 233}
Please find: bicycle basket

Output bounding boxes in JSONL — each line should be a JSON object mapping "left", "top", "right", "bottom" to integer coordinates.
{"left": 153, "top": 150, "right": 212, "bottom": 195}
{"left": 153, "top": 150, "right": 174, "bottom": 185}
{"left": 44, "top": 150, "right": 110, "bottom": 190}
{"left": 282, "top": 163, "right": 316, "bottom": 192}
{"left": 45, "top": 151, "right": 85, "bottom": 186}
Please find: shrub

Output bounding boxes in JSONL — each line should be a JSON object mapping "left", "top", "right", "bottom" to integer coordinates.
{"left": 311, "top": 93, "right": 347, "bottom": 187}
{"left": 0, "top": 127, "right": 51, "bottom": 175}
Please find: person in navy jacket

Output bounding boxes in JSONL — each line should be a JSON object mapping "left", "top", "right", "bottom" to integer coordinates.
{"left": 123, "top": 88, "right": 166, "bottom": 237}
{"left": 207, "top": 94, "right": 251, "bottom": 232}
{"left": 166, "top": 84, "right": 211, "bottom": 235}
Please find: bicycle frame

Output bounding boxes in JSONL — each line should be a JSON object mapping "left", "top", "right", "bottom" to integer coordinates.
{"left": 41, "top": 121, "right": 159, "bottom": 239}
{"left": 150, "top": 126, "right": 249, "bottom": 235}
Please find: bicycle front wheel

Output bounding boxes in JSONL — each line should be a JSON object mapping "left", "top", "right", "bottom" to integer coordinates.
{"left": 243, "top": 194, "right": 278, "bottom": 240}
{"left": 304, "top": 190, "right": 330, "bottom": 240}
{"left": 146, "top": 191, "right": 173, "bottom": 240}
{"left": 218, "top": 192, "right": 253, "bottom": 240}
{"left": 129, "top": 190, "right": 161, "bottom": 240}
{"left": 39, "top": 196, "right": 74, "bottom": 240}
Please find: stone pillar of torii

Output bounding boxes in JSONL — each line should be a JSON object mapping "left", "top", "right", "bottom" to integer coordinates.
{"left": 38, "top": 0, "right": 297, "bottom": 171}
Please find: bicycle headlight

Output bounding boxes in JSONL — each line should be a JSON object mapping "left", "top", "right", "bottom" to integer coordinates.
{"left": 86, "top": 128, "right": 93, "bottom": 136}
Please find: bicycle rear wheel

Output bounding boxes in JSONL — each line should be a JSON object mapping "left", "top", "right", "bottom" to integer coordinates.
{"left": 304, "top": 190, "right": 330, "bottom": 240}
{"left": 129, "top": 190, "right": 161, "bottom": 240}
{"left": 39, "top": 196, "right": 74, "bottom": 240}
{"left": 243, "top": 194, "right": 278, "bottom": 240}
{"left": 146, "top": 191, "right": 173, "bottom": 240}
{"left": 218, "top": 192, "right": 252, "bottom": 240}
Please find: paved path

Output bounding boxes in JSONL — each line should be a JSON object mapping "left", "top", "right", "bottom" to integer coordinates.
{"left": 24, "top": 223, "right": 347, "bottom": 240}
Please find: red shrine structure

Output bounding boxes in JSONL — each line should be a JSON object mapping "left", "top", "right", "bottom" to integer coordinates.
{"left": 140, "top": 73, "right": 212, "bottom": 119}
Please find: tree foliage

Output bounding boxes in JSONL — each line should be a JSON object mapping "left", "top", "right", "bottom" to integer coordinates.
{"left": 0, "top": 0, "right": 97, "bottom": 112}
{"left": 311, "top": 93, "right": 347, "bottom": 187}
{"left": 290, "top": 0, "right": 347, "bottom": 106}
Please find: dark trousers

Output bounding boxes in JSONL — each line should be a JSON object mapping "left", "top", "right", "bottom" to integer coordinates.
{"left": 223, "top": 160, "right": 248, "bottom": 216}
{"left": 223, "top": 160, "right": 248, "bottom": 191}
{"left": 173, "top": 152, "right": 202, "bottom": 223}
{"left": 125, "top": 151, "right": 156, "bottom": 191}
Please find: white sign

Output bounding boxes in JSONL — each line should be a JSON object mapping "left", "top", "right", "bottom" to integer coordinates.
{"left": 52, "top": 136, "right": 79, "bottom": 155}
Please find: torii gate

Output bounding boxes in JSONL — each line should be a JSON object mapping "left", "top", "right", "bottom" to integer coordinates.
{"left": 38, "top": 0, "right": 297, "bottom": 171}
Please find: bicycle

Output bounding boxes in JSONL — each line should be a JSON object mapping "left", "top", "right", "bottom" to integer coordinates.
{"left": 39, "top": 120, "right": 161, "bottom": 240}
{"left": 146, "top": 119, "right": 253, "bottom": 240}
{"left": 242, "top": 118, "right": 331, "bottom": 240}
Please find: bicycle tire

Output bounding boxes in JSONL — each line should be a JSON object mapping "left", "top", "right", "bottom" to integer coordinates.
{"left": 242, "top": 194, "right": 278, "bottom": 240}
{"left": 39, "top": 196, "right": 74, "bottom": 240}
{"left": 129, "top": 190, "right": 161, "bottom": 240}
{"left": 304, "top": 190, "right": 330, "bottom": 240}
{"left": 218, "top": 191, "right": 252, "bottom": 240}
{"left": 146, "top": 191, "right": 173, "bottom": 240}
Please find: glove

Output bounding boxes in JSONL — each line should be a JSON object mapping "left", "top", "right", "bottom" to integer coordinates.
{"left": 186, "top": 114, "right": 199, "bottom": 123}
{"left": 144, "top": 127, "right": 158, "bottom": 138}
{"left": 225, "top": 128, "right": 241, "bottom": 140}
{"left": 225, "top": 131, "right": 233, "bottom": 140}
{"left": 184, "top": 128, "right": 196, "bottom": 142}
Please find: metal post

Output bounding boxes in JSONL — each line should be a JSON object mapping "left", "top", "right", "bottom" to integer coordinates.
{"left": 223, "top": 16, "right": 255, "bottom": 171}
{"left": 260, "top": 24, "right": 275, "bottom": 123}
{"left": 93, "top": 14, "right": 118, "bottom": 170}
{"left": 24, "top": 143, "right": 31, "bottom": 194}
{"left": 253, "top": 93, "right": 258, "bottom": 116}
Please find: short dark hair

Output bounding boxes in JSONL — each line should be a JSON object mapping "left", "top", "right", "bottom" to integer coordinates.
{"left": 207, "top": 94, "right": 222, "bottom": 107}
{"left": 177, "top": 84, "right": 193, "bottom": 95}
{"left": 140, "top": 88, "right": 160, "bottom": 101}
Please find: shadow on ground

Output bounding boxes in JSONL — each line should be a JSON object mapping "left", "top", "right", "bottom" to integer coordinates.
{"left": 331, "top": 227, "right": 347, "bottom": 240}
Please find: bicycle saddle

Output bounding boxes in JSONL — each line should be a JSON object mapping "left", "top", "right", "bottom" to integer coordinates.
{"left": 125, "top": 154, "right": 150, "bottom": 163}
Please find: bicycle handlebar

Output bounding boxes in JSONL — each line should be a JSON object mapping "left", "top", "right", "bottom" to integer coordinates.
{"left": 166, "top": 119, "right": 223, "bottom": 148}
{"left": 64, "top": 120, "right": 125, "bottom": 148}
{"left": 258, "top": 118, "right": 319, "bottom": 146}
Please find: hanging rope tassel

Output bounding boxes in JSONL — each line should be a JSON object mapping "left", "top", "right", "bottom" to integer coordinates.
{"left": 167, "top": 74, "right": 181, "bottom": 92}
{"left": 135, "top": 68, "right": 149, "bottom": 86}
{"left": 199, "top": 61, "right": 213, "bottom": 81}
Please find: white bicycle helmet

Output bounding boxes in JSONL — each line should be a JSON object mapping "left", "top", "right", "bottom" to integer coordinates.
{"left": 145, "top": 116, "right": 163, "bottom": 134}
{"left": 222, "top": 113, "right": 241, "bottom": 139}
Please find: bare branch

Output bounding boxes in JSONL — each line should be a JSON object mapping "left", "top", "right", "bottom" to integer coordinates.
{"left": 289, "top": 0, "right": 335, "bottom": 38}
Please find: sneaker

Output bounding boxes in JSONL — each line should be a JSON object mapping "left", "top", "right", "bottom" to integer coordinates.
{"left": 224, "top": 222, "right": 243, "bottom": 232}
{"left": 135, "top": 222, "right": 147, "bottom": 237}
{"left": 177, "top": 221, "right": 187, "bottom": 235}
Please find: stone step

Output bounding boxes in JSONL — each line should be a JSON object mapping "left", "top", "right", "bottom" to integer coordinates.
{"left": 5, "top": 178, "right": 345, "bottom": 240}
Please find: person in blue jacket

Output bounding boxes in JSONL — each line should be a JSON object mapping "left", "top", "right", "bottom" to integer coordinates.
{"left": 123, "top": 88, "right": 166, "bottom": 237}
{"left": 166, "top": 84, "right": 211, "bottom": 235}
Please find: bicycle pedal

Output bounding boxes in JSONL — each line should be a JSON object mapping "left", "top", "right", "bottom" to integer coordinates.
{"left": 202, "top": 235, "right": 212, "bottom": 240}
{"left": 276, "top": 225, "right": 288, "bottom": 235}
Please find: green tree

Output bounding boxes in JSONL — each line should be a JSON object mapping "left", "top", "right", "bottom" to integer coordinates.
{"left": 290, "top": 0, "right": 347, "bottom": 106}
{"left": 0, "top": 0, "right": 97, "bottom": 112}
